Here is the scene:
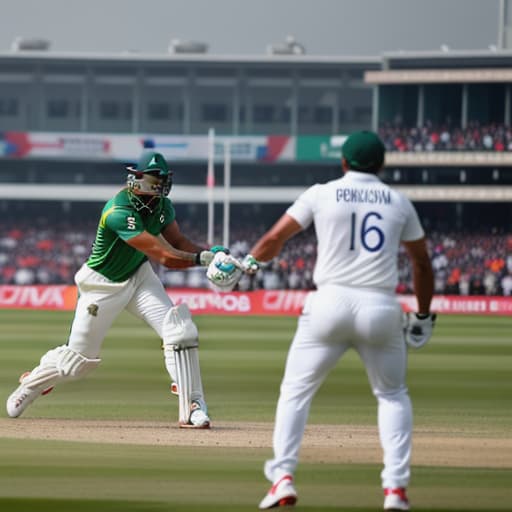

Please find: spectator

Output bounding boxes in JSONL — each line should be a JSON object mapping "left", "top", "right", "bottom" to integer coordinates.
{"left": 501, "top": 273, "right": 512, "bottom": 296}
{"left": 0, "top": 218, "right": 510, "bottom": 296}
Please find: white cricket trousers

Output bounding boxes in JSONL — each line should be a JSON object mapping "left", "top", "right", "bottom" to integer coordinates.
{"left": 264, "top": 284, "right": 412, "bottom": 490}
{"left": 68, "top": 262, "right": 173, "bottom": 358}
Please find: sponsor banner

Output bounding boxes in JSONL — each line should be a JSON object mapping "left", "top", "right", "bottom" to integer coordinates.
{"left": 0, "top": 132, "right": 294, "bottom": 163}
{"left": 1, "top": 286, "right": 512, "bottom": 316}
{"left": 0, "top": 132, "right": 113, "bottom": 159}
{"left": 296, "top": 135, "right": 347, "bottom": 162}
{"left": 0, "top": 285, "right": 77, "bottom": 310}
{"left": 167, "top": 289, "right": 310, "bottom": 315}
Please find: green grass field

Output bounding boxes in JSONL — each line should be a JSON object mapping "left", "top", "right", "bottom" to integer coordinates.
{"left": 0, "top": 310, "right": 511, "bottom": 511}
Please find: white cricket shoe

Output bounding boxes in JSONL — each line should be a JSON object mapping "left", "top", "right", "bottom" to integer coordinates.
{"left": 259, "top": 474, "right": 297, "bottom": 509}
{"left": 7, "top": 384, "right": 41, "bottom": 418}
{"left": 179, "top": 399, "right": 210, "bottom": 429}
{"left": 384, "top": 487, "right": 410, "bottom": 511}
{"left": 6, "top": 372, "right": 54, "bottom": 418}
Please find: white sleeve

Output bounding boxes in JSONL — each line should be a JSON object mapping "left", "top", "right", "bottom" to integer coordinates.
{"left": 286, "top": 185, "right": 317, "bottom": 229}
{"left": 401, "top": 196, "right": 425, "bottom": 242}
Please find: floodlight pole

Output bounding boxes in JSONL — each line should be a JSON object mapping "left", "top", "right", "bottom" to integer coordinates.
{"left": 207, "top": 128, "right": 215, "bottom": 245}
{"left": 222, "top": 140, "right": 231, "bottom": 248}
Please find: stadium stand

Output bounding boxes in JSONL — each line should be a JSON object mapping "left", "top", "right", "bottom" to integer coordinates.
{"left": 1, "top": 48, "right": 511, "bottom": 297}
{"left": 1, "top": 215, "right": 511, "bottom": 296}
{"left": 379, "top": 121, "right": 512, "bottom": 152}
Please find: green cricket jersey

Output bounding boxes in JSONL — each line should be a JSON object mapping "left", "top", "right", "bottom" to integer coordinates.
{"left": 87, "top": 188, "right": 176, "bottom": 282}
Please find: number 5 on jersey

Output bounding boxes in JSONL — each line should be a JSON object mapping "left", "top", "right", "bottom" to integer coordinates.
{"left": 126, "top": 216, "right": 137, "bottom": 230}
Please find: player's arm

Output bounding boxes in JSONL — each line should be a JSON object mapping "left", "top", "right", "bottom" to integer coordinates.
{"left": 161, "top": 220, "right": 232, "bottom": 267}
{"left": 250, "top": 213, "right": 303, "bottom": 262}
{"left": 402, "top": 237, "right": 434, "bottom": 314}
{"left": 126, "top": 231, "right": 197, "bottom": 269}
{"left": 402, "top": 236, "right": 437, "bottom": 350}
{"left": 161, "top": 220, "right": 205, "bottom": 253}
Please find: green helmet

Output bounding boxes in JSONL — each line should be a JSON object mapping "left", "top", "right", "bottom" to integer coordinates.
{"left": 126, "top": 152, "right": 173, "bottom": 211}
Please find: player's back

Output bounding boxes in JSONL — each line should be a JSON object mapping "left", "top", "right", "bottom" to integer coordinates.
{"left": 306, "top": 171, "right": 422, "bottom": 291}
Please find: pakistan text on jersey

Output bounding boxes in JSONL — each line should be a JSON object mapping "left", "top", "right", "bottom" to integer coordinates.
{"left": 336, "top": 188, "right": 391, "bottom": 204}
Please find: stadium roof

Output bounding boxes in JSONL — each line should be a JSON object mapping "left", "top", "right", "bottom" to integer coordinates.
{"left": 382, "top": 49, "right": 512, "bottom": 70}
{"left": 0, "top": 50, "right": 381, "bottom": 66}
{"left": 366, "top": 68, "right": 512, "bottom": 84}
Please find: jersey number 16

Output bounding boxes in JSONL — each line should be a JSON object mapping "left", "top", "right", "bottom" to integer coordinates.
{"left": 349, "top": 211, "right": 385, "bottom": 252}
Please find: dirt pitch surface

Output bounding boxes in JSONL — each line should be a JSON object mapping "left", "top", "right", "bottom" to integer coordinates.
{"left": 1, "top": 418, "right": 511, "bottom": 468}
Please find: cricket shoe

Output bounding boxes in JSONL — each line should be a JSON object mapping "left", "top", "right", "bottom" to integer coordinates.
{"left": 6, "top": 372, "right": 54, "bottom": 418}
{"left": 384, "top": 487, "right": 410, "bottom": 511}
{"left": 259, "top": 474, "right": 297, "bottom": 509}
{"left": 179, "top": 399, "right": 210, "bottom": 429}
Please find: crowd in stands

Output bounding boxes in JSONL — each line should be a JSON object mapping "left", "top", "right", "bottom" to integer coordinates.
{"left": 0, "top": 219, "right": 511, "bottom": 296}
{"left": 379, "top": 121, "right": 512, "bottom": 152}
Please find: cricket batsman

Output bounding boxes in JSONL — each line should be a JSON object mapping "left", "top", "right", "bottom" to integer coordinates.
{"left": 6, "top": 151, "right": 236, "bottom": 428}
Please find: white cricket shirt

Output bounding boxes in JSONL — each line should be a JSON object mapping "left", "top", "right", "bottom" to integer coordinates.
{"left": 286, "top": 170, "right": 424, "bottom": 291}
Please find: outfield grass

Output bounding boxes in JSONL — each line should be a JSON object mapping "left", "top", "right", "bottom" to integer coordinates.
{"left": 0, "top": 310, "right": 511, "bottom": 511}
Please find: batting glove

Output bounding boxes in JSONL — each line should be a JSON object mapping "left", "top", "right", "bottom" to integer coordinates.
{"left": 241, "top": 254, "right": 260, "bottom": 274}
{"left": 196, "top": 245, "right": 231, "bottom": 266}
{"left": 404, "top": 312, "right": 437, "bottom": 349}
{"left": 210, "top": 245, "right": 230, "bottom": 255}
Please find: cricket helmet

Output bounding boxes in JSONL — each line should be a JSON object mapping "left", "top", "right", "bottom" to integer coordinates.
{"left": 126, "top": 152, "right": 173, "bottom": 211}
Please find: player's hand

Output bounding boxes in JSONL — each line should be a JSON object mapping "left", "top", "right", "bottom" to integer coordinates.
{"left": 241, "top": 254, "right": 260, "bottom": 274}
{"left": 197, "top": 250, "right": 215, "bottom": 266}
{"left": 197, "top": 246, "right": 231, "bottom": 266}
{"left": 403, "top": 312, "right": 437, "bottom": 349}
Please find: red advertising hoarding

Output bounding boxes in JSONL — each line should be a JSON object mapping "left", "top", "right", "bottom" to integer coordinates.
{"left": 0, "top": 286, "right": 511, "bottom": 316}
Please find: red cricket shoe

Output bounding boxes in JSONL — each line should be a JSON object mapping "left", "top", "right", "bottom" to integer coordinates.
{"left": 259, "top": 475, "right": 297, "bottom": 509}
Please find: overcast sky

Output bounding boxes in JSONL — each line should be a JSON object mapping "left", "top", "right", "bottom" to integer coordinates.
{"left": 0, "top": 0, "right": 502, "bottom": 56}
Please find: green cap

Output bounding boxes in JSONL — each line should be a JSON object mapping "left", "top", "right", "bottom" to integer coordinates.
{"left": 341, "top": 130, "right": 385, "bottom": 172}
{"left": 135, "top": 152, "right": 170, "bottom": 176}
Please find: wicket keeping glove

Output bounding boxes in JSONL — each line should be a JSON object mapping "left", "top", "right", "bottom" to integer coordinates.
{"left": 403, "top": 312, "right": 437, "bottom": 349}
{"left": 196, "top": 245, "right": 230, "bottom": 266}
{"left": 241, "top": 254, "right": 260, "bottom": 274}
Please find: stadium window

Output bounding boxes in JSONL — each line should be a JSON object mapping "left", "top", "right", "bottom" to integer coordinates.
{"left": 253, "top": 104, "right": 274, "bottom": 123}
{"left": 176, "top": 104, "right": 184, "bottom": 121}
{"left": 148, "top": 102, "right": 171, "bottom": 120}
{"left": 201, "top": 103, "right": 228, "bottom": 122}
{"left": 314, "top": 106, "right": 333, "bottom": 124}
{"left": 0, "top": 98, "right": 18, "bottom": 117}
{"left": 353, "top": 106, "right": 372, "bottom": 123}
{"left": 338, "top": 108, "right": 347, "bottom": 123}
{"left": 238, "top": 105, "right": 246, "bottom": 123}
{"left": 253, "top": 104, "right": 290, "bottom": 124}
{"left": 347, "top": 69, "right": 364, "bottom": 80}
{"left": 277, "top": 106, "right": 291, "bottom": 123}
{"left": 298, "top": 106, "right": 313, "bottom": 123}
{"left": 47, "top": 99, "right": 69, "bottom": 118}
{"left": 147, "top": 102, "right": 183, "bottom": 121}
{"left": 100, "top": 100, "right": 132, "bottom": 120}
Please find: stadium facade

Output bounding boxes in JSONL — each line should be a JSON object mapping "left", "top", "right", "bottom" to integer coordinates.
{"left": 0, "top": 47, "right": 511, "bottom": 229}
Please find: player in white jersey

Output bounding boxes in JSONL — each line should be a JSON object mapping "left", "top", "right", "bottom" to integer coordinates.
{"left": 242, "top": 131, "right": 436, "bottom": 511}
